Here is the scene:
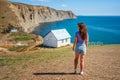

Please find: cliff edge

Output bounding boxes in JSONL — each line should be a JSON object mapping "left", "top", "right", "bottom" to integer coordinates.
{"left": 0, "top": 0, "right": 76, "bottom": 33}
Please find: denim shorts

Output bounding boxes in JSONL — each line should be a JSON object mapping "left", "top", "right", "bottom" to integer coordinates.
{"left": 75, "top": 43, "right": 86, "bottom": 55}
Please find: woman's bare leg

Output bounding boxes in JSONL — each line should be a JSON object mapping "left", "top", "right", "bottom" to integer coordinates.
{"left": 74, "top": 53, "right": 79, "bottom": 70}
{"left": 80, "top": 54, "right": 84, "bottom": 72}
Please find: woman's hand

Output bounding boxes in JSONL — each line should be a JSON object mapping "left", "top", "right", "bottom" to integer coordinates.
{"left": 72, "top": 47, "right": 74, "bottom": 51}
{"left": 73, "top": 37, "right": 77, "bottom": 51}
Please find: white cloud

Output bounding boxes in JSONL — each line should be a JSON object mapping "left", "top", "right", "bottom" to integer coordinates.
{"left": 61, "top": 4, "right": 67, "bottom": 7}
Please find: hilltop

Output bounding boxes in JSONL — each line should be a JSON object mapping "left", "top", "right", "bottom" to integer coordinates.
{"left": 0, "top": 0, "right": 76, "bottom": 33}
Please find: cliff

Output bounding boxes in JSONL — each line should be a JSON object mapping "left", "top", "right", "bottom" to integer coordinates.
{"left": 0, "top": 0, "right": 76, "bottom": 33}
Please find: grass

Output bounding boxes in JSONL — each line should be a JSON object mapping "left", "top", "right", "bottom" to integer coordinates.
{"left": 1, "top": 45, "right": 120, "bottom": 80}
{"left": 10, "top": 32, "right": 34, "bottom": 41}
{"left": 8, "top": 46, "right": 28, "bottom": 51}
{"left": 0, "top": 59, "right": 12, "bottom": 66}
{"left": 6, "top": 32, "right": 38, "bottom": 52}
{"left": 1, "top": 44, "right": 119, "bottom": 67}
{"left": 0, "top": 47, "right": 71, "bottom": 67}
{"left": 0, "top": 44, "right": 115, "bottom": 67}
{"left": 15, "top": 37, "right": 31, "bottom": 41}
{"left": 0, "top": 47, "right": 71, "bottom": 80}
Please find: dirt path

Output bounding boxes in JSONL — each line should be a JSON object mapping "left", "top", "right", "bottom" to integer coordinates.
{"left": 0, "top": 45, "right": 120, "bottom": 80}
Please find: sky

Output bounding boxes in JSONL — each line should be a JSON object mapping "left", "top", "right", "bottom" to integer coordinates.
{"left": 9, "top": 0, "right": 120, "bottom": 16}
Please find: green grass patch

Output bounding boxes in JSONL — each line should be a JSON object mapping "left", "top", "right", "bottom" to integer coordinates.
{"left": 8, "top": 46, "right": 28, "bottom": 51}
{"left": 10, "top": 32, "right": 34, "bottom": 41}
{"left": 14, "top": 37, "right": 31, "bottom": 41}
{"left": 10, "top": 32, "right": 29, "bottom": 37}
{"left": 0, "top": 47, "right": 71, "bottom": 67}
{"left": 0, "top": 58, "right": 15, "bottom": 66}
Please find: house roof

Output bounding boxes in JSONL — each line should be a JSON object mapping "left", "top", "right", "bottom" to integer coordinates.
{"left": 45, "top": 29, "right": 71, "bottom": 40}
{"left": 51, "top": 29, "right": 71, "bottom": 40}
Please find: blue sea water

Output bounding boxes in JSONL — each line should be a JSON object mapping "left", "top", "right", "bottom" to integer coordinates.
{"left": 33, "top": 16, "right": 120, "bottom": 44}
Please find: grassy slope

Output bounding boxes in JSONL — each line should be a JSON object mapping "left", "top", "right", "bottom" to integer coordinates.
{"left": 0, "top": 45, "right": 120, "bottom": 80}
{"left": 0, "top": 46, "right": 70, "bottom": 80}
{"left": 0, "top": 32, "right": 43, "bottom": 52}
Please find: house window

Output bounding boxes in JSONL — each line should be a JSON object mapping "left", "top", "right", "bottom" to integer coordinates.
{"left": 62, "top": 39, "right": 64, "bottom": 43}
{"left": 65, "top": 39, "right": 68, "bottom": 42}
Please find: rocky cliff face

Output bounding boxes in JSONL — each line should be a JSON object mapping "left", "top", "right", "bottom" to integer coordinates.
{"left": 0, "top": 0, "right": 76, "bottom": 33}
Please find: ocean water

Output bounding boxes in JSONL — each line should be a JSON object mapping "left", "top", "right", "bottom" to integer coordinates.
{"left": 33, "top": 16, "right": 120, "bottom": 44}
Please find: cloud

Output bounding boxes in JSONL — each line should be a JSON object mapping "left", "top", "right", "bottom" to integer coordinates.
{"left": 61, "top": 4, "right": 67, "bottom": 7}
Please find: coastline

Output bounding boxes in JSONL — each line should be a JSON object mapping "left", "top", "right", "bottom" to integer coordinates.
{"left": 33, "top": 16, "right": 120, "bottom": 44}
{"left": 0, "top": 0, "right": 76, "bottom": 33}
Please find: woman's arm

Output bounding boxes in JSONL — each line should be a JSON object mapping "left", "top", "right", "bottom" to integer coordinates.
{"left": 72, "top": 37, "right": 77, "bottom": 51}
{"left": 85, "top": 34, "right": 89, "bottom": 47}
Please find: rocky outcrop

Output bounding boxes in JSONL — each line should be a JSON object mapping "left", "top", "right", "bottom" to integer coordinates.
{"left": 0, "top": 32, "right": 43, "bottom": 52}
{"left": 0, "top": 0, "right": 76, "bottom": 33}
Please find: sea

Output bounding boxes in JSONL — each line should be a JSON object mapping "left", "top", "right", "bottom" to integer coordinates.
{"left": 33, "top": 16, "right": 120, "bottom": 44}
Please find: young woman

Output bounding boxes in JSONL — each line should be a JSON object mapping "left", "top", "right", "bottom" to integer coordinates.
{"left": 72, "top": 23, "right": 89, "bottom": 75}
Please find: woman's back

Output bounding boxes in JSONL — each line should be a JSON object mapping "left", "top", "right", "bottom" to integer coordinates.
{"left": 75, "top": 31, "right": 85, "bottom": 44}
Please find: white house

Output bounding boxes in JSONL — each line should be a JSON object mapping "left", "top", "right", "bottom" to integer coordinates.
{"left": 43, "top": 29, "right": 71, "bottom": 47}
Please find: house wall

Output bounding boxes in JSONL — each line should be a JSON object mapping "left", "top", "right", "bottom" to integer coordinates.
{"left": 57, "top": 38, "right": 71, "bottom": 47}
{"left": 43, "top": 32, "right": 57, "bottom": 47}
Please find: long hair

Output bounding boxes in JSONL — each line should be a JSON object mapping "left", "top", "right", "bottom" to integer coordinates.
{"left": 78, "top": 23, "right": 87, "bottom": 40}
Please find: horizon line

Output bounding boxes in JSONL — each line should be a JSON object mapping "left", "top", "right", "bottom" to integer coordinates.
{"left": 77, "top": 15, "right": 120, "bottom": 16}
